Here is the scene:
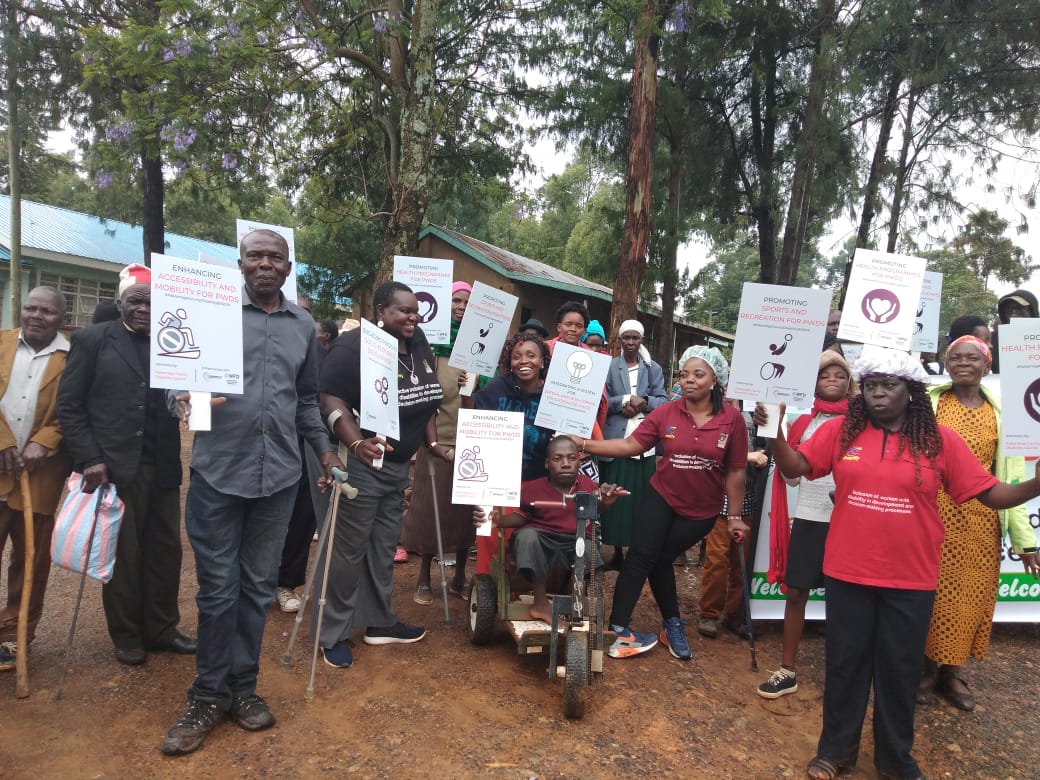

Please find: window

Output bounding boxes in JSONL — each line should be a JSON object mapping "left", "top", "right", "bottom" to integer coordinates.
{"left": 38, "top": 272, "right": 118, "bottom": 327}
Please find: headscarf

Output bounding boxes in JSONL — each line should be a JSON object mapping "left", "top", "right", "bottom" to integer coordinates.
{"left": 679, "top": 345, "right": 729, "bottom": 386}
{"left": 851, "top": 345, "right": 929, "bottom": 384}
{"left": 619, "top": 319, "right": 644, "bottom": 337}
{"left": 582, "top": 319, "right": 606, "bottom": 343}
{"left": 451, "top": 281, "right": 473, "bottom": 297}
{"left": 946, "top": 335, "right": 992, "bottom": 367}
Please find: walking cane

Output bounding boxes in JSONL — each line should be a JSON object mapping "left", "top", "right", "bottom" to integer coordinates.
{"left": 15, "top": 471, "right": 34, "bottom": 699}
{"left": 54, "top": 483, "right": 106, "bottom": 701}
{"left": 733, "top": 530, "right": 758, "bottom": 672}
{"left": 305, "top": 467, "right": 357, "bottom": 701}
{"left": 426, "top": 453, "right": 453, "bottom": 630}
{"left": 282, "top": 467, "right": 356, "bottom": 668}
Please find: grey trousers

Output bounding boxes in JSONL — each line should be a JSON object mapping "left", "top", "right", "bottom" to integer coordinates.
{"left": 314, "top": 454, "right": 410, "bottom": 648}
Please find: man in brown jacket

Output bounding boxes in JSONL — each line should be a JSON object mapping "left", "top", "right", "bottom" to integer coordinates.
{"left": 0, "top": 286, "right": 71, "bottom": 671}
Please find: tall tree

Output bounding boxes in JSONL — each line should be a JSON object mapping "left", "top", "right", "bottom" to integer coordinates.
{"left": 611, "top": 0, "right": 667, "bottom": 345}
{"left": 2, "top": 0, "right": 79, "bottom": 323}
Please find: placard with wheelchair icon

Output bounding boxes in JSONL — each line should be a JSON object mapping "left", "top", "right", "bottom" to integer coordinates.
{"left": 451, "top": 409, "right": 524, "bottom": 509}
{"left": 149, "top": 253, "right": 244, "bottom": 394}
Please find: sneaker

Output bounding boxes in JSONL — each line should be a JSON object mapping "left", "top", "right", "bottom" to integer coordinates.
{"left": 697, "top": 616, "right": 719, "bottom": 639}
{"left": 607, "top": 625, "right": 658, "bottom": 658}
{"left": 276, "top": 587, "right": 301, "bottom": 613}
{"left": 394, "top": 546, "right": 409, "bottom": 563}
{"left": 364, "top": 622, "right": 427, "bottom": 645}
{"left": 322, "top": 641, "right": 353, "bottom": 668}
{"left": 758, "top": 667, "right": 798, "bottom": 699}
{"left": 161, "top": 699, "right": 225, "bottom": 755}
{"left": 0, "top": 642, "right": 16, "bottom": 672}
{"left": 660, "top": 617, "right": 692, "bottom": 660}
{"left": 230, "top": 693, "right": 276, "bottom": 731}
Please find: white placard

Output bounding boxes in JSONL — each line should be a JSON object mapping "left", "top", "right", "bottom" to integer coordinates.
{"left": 149, "top": 253, "right": 244, "bottom": 393}
{"left": 533, "top": 342, "right": 611, "bottom": 437}
{"left": 359, "top": 319, "right": 400, "bottom": 440}
{"left": 727, "top": 283, "right": 832, "bottom": 407}
{"left": 910, "top": 270, "right": 943, "bottom": 353}
{"left": 450, "top": 409, "right": 524, "bottom": 510}
{"left": 448, "top": 280, "right": 518, "bottom": 376}
{"left": 998, "top": 319, "right": 1040, "bottom": 456}
{"left": 837, "top": 248, "right": 926, "bottom": 350}
{"left": 235, "top": 219, "right": 298, "bottom": 301}
{"left": 393, "top": 256, "right": 454, "bottom": 345}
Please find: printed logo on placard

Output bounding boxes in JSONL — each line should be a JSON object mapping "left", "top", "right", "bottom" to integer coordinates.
{"left": 861, "top": 289, "right": 899, "bottom": 324}
{"left": 1025, "top": 376, "right": 1040, "bottom": 424}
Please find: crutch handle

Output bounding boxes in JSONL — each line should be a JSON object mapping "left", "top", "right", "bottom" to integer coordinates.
{"left": 330, "top": 467, "right": 359, "bottom": 499}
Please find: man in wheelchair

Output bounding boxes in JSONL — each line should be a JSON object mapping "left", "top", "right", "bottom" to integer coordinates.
{"left": 476, "top": 436, "right": 627, "bottom": 623}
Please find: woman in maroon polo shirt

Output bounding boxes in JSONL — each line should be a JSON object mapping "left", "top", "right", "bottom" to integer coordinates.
{"left": 577, "top": 346, "right": 750, "bottom": 662}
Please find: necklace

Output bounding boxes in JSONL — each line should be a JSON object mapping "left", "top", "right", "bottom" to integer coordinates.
{"left": 399, "top": 354, "right": 419, "bottom": 385}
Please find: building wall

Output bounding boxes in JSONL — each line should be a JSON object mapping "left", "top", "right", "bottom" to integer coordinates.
{"left": 0, "top": 259, "right": 119, "bottom": 328}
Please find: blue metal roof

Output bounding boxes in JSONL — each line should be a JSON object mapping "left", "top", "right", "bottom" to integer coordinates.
{"left": 0, "top": 194, "right": 239, "bottom": 267}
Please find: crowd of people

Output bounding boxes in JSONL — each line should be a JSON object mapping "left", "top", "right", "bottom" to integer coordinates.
{"left": 0, "top": 239, "right": 1038, "bottom": 777}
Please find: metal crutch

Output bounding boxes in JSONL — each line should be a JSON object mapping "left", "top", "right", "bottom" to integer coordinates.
{"left": 54, "top": 484, "right": 106, "bottom": 701}
{"left": 426, "top": 453, "right": 453, "bottom": 629}
{"left": 15, "top": 472, "right": 35, "bottom": 698}
{"left": 733, "top": 530, "right": 759, "bottom": 672}
{"left": 305, "top": 467, "right": 356, "bottom": 701}
{"left": 281, "top": 467, "right": 356, "bottom": 667}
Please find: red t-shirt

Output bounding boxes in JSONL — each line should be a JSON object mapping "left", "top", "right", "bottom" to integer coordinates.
{"left": 630, "top": 400, "right": 749, "bottom": 520}
{"left": 514, "top": 474, "right": 599, "bottom": 534}
{"left": 795, "top": 418, "right": 999, "bottom": 590}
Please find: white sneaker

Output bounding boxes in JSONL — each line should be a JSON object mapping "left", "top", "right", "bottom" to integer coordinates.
{"left": 276, "top": 587, "right": 301, "bottom": 613}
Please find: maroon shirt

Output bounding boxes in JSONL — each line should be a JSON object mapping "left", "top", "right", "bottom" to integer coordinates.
{"left": 630, "top": 400, "right": 749, "bottom": 519}
{"left": 515, "top": 474, "right": 599, "bottom": 534}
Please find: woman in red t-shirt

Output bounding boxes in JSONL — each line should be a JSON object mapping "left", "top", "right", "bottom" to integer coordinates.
{"left": 756, "top": 346, "right": 1040, "bottom": 780}
{"left": 578, "top": 346, "right": 750, "bottom": 663}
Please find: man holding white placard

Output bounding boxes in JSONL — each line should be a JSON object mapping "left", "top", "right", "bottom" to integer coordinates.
{"left": 162, "top": 230, "right": 342, "bottom": 756}
{"left": 59, "top": 265, "right": 193, "bottom": 668}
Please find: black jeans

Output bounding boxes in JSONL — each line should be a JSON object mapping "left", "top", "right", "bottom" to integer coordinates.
{"left": 817, "top": 576, "right": 935, "bottom": 779}
{"left": 608, "top": 485, "right": 715, "bottom": 628}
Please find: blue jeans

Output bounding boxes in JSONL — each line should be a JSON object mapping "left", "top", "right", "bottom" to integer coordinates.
{"left": 185, "top": 470, "right": 296, "bottom": 709}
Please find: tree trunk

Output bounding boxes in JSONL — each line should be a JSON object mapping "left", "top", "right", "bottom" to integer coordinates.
{"left": 886, "top": 88, "right": 917, "bottom": 253}
{"left": 657, "top": 142, "right": 682, "bottom": 370}
{"left": 6, "top": 0, "right": 22, "bottom": 326}
{"left": 777, "top": 0, "right": 836, "bottom": 286}
{"left": 750, "top": 0, "right": 779, "bottom": 285}
{"left": 140, "top": 144, "right": 164, "bottom": 264}
{"left": 376, "top": 0, "right": 439, "bottom": 284}
{"left": 839, "top": 67, "right": 902, "bottom": 307}
{"left": 610, "top": 0, "right": 660, "bottom": 345}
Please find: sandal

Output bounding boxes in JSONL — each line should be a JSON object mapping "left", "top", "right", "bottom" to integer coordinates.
{"left": 916, "top": 673, "right": 936, "bottom": 705}
{"left": 413, "top": 584, "right": 434, "bottom": 606}
{"left": 448, "top": 580, "right": 470, "bottom": 601}
{"left": 937, "top": 673, "right": 975, "bottom": 711}
{"left": 807, "top": 756, "right": 849, "bottom": 780}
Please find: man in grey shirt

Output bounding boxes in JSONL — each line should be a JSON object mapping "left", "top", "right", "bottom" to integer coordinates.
{"left": 162, "top": 229, "right": 343, "bottom": 756}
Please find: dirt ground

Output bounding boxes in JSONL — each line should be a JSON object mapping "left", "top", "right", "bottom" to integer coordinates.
{"left": 3, "top": 439, "right": 1040, "bottom": 778}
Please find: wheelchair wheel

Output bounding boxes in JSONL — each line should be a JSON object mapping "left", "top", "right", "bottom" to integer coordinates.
{"left": 563, "top": 631, "right": 589, "bottom": 719}
{"left": 469, "top": 574, "right": 495, "bottom": 645}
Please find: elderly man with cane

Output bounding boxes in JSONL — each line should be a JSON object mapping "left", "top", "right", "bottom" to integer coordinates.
{"left": 0, "top": 287, "right": 71, "bottom": 679}
{"left": 162, "top": 229, "right": 343, "bottom": 756}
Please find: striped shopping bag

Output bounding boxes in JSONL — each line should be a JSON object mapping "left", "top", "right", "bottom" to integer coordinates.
{"left": 50, "top": 474, "right": 124, "bottom": 583}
